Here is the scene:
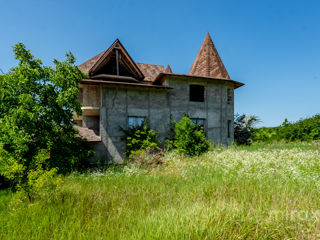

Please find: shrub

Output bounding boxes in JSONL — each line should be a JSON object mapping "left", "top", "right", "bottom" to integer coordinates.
{"left": 251, "top": 127, "right": 277, "bottom": 143}
{"left": 173, "top": 115, "right": 209, "bottom": 156}
{"left": 120, "top": 121, "right": 160, "bottom": 159}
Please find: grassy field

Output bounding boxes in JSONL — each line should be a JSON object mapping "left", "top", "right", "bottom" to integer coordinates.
{"left": 1, "top": 142, "right": 320, "bottom": 239}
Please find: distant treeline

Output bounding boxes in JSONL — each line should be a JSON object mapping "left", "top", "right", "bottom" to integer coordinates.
{"left": 252, "top": 114, "right": 320, "bottom": 142}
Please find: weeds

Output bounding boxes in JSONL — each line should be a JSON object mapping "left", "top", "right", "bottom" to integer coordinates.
{"left": 1, "top": 142, "right": 320, "bottom": 239}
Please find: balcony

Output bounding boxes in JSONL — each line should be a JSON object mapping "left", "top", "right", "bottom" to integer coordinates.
{"left": 73, "top": 106, "right": 100, "bottom": 120}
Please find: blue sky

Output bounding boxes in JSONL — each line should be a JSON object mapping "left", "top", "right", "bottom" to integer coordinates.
{"left": 1, "top": 0, "right": 319, "bottom": 127}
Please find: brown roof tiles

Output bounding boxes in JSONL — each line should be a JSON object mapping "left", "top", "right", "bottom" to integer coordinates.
{"left": 189, "top": 32, "right": 230, "bottom": 80}
{"left": 136, "top": 63, "right": 164, "bottom": 82}
{"left": 165, "top": 64, "right": 173, "bottom": 73}
{"left": 78, "top": 51, "right": 105, "bottom": 74}
{"left": 79, "top": 34, "right": 243, "bottom": 88}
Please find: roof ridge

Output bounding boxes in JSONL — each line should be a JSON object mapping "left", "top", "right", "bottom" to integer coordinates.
{"left": 136, "top": 62, "right": 164, "bottom": 67}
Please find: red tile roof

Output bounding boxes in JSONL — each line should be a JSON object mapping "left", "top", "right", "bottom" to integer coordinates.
{"left": 189, "top": 32, "right": 230, "bottom": 80}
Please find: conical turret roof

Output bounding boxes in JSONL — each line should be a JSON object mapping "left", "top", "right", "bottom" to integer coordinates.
{"left": 165, "top": 64, "right": 172, "bottom": 73}
{"left": 189, "top": 32, "right": 230, "bottom": 79}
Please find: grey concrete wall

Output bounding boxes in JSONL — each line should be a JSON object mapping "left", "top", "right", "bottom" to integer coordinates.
{"left": 80, "top": 76, "right": 235, "bottom": 162}
{"left": 165, "top": 76, "right": 234, "bottom": 145}
{"left": 81, "top": 85, "right": 100, "bottom": 107}
{"left": 96, "top": 86, "right": 169, "bottom": 162}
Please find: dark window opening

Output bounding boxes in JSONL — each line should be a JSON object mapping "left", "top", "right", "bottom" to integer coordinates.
{"left": 83, "top": 116, "right": 100, "bottom": 136}
{"left": 128, "top": 116, "right": 146, "bottom": 128}
{"left": 228, "top": 120, "right": 232, "bottom": 138}
{"left": 227, "top": 88, "right": 232, "bottom": 104}
{"left": 189, "top": 85, "right": 204, "bottom": 102}
{"left": 191, "top": 118, "right": 205, "bottom": 131}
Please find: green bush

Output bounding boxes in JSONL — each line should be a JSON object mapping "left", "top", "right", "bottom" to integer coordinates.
{"left": 251, "top": 127, "right": 277, "bottom": 143}
{"left": 120, "top": 121, "right": 160, "bottom": 159}
{"left": 0, "top": 43, "right": 92, "bottom": 198}
{"left": 173, "top": 115, "right": 209, "bottom": 156}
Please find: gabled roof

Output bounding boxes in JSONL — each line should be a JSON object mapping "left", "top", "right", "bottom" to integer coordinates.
{"left": 165, "top": 64, "right": 172, "bottom": 73}
{"left": 78, "top": 39, "right": 144, "bottom": 80}
{"left": 136, "top": 63, "right": 164, "bottom": 82}
{"left": 189, "top": 32, "right": 230, "bottom": 80}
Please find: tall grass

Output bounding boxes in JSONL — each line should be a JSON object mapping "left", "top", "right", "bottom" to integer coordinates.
{"left": 1, "top": 142, "right": 320, "bottom": 239}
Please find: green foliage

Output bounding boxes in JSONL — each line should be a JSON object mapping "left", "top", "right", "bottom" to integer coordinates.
{"left": 252, "top": 127, "right": 278, "bottom": 143}
{"left": 120, "top": 121, "right": 160, "bottom": 158}
{"left": 252, "top": 115, "right": 320, "bottom": 143}
{"left": 234, "top": 114, "right": 259, "bottom": 145}
{"left": 0, "top": 43, "right": 92, "bottom": 198}
{"left": 173, "top": 115, "right": 209, "bottom": 156}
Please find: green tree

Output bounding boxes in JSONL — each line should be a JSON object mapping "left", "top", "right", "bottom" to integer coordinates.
{"left": 234, "top": 114, "right": 260, "bottom": 145}
{"left": 174, "top": 115, "right": 209, "bottom": 156}
{"left": 0, "top": 43, "right": 92, "bottom": 198}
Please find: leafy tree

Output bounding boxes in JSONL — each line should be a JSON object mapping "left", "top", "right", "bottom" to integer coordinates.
{"left": 0, "top": 43, "right": 92, "bottom": 198}
{"left": 234, "top": 114, "right": 259, "bottom": 145}
{"left": 174, "top": 115, "right": 209, "bottom": 156}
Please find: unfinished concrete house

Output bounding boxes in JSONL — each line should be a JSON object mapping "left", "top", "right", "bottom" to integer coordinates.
{"left": 75, "top": 32, "right": 244, "bottom": 162}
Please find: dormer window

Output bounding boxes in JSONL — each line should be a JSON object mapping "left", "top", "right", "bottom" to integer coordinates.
{"left": 189, "top": 85, "right": 204, "bottom": 102}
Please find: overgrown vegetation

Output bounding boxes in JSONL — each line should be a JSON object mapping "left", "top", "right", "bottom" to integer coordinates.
{"left": 120, "top": 121, "right": 160, "bottom": 159}
{"left": 173, "top": 115, "right": 210, "bottom": 156}
{"left": 1, "top": 142, "right": 320, "bottom": 239}
{"left": 122, "top": 115, "right": 210, "bottom": 160}
{"left": 0, "top": 43, "right": 92, "bottom": 199}
{"left": 253, "top": 114, "right": 320, "bottom": 143}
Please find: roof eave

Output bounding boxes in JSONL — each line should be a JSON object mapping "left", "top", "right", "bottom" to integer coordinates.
{"left": 153, "top": 73, "right": 244, "bottom": 89}
{"left": 81, "top": 79, "right": 172, "bottom": 89}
